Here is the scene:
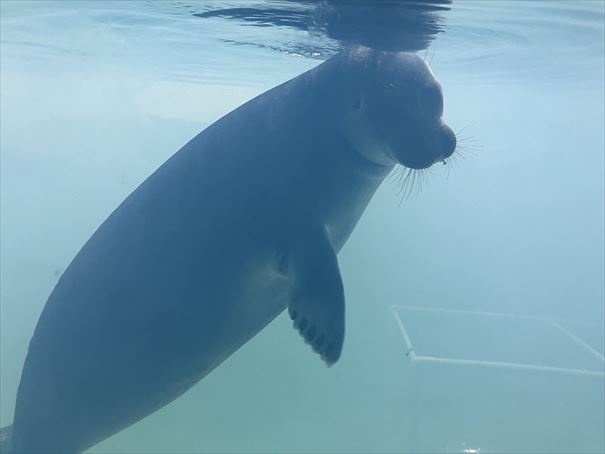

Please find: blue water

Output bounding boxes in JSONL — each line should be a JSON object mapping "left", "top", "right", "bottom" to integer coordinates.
{"left": 1, "top": 1, "right": 603, "bottom": 453}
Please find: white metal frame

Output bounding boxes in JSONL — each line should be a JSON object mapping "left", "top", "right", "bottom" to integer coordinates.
{"left": 391, "top": 305, "right": 605, "bottom": 378}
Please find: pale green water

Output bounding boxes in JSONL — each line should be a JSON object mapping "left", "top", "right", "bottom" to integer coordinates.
{"left": 1, "top": 1, "right": 604, "bottom": 453}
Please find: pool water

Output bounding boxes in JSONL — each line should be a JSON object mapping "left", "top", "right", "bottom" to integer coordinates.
{"left": 1, "top": 1, "right": 603, "bottom": 453}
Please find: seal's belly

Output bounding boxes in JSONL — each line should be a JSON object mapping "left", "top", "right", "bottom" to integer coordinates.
{"left": 16, "top": 197, "right": 290, "bottom": 452}
{"left": 37, "top": 230, "right": 289, "bottom": 384}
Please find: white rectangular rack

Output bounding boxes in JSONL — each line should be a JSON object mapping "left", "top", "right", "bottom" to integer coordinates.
{"left": 391, "top": 305, "right": 605, "bottom": 378}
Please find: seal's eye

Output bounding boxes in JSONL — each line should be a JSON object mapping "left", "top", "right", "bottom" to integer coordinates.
{"left": 419, "top": 84, "right": 443, "bottom": 119}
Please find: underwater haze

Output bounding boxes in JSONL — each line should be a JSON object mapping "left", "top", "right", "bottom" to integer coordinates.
{"left": 1, "top": 1, "right": 604, "bottom": 453}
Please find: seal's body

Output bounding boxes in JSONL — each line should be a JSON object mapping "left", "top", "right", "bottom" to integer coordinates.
{"left": 7, "top": 47, "right": 455, "bottom": 453}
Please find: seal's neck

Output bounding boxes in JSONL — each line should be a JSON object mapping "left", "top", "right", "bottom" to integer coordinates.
{"left": 343, "top": 139, "right": 395, "bottom": 182}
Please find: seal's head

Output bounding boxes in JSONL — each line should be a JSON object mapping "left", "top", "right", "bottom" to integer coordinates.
{"left": 328, "top": 46, "right": 456, "bottom": 170}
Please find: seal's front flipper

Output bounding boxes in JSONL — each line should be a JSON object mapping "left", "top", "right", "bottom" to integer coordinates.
{"left": 286, "top": 224, "right": 345, "bottom": 366}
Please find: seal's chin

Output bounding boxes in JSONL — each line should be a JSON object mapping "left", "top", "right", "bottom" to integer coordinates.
{"left": 402, "top": 157, "right": 438, "bottom": 170}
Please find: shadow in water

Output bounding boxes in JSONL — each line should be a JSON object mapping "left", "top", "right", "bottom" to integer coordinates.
{"left": 194, "top": 0, "right": 451, "bottom": 55}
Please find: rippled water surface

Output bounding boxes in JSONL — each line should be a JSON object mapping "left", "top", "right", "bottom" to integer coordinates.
{"left": 1, "top": 1, "right": 604, "bottom": 453}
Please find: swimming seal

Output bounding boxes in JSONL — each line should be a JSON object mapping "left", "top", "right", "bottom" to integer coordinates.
{"left": 5, "top": 46, "right": 456, "bottom": 453}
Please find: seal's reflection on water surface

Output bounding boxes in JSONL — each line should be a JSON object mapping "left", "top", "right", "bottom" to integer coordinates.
{"left": 4, "top": 46, "right": 455, "bottom": 453}
{"left": 195, "top": 0, "right": 452, "bottom": 54}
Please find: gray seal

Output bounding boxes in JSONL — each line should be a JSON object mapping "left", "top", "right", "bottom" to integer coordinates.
{"left": 5, "top": 46, "right": 455, "bottom": 453}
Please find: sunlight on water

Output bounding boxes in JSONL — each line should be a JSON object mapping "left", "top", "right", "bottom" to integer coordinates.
{"left": 1, "top": 1, "right": 603, "bottom": 453}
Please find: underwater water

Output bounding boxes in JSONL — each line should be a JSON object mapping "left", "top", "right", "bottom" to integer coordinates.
{"left": 0, "top": 0, "right": 603, "bottom": 453}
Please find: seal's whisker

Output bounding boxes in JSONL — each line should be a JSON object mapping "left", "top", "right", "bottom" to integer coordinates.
{"left": 449, "top": 161, "right": 457, "bottom": 178}
{"left": 453, "top": 133, "right": 482, "bottom": 160}
{"left": 423, "top": 48, "right": 430, "bottom": 64}
{"left": 455, "top": 143, "right": 480, "bottom": 158}
{"left": 454, "top": 157, "right": 465, "bottom": 173}
{"left": 396, "top": 183, "right": 407, "bottom": 207}
{"left": 399, "top": 168, "right": 413, "bottom": 195}
{"left": 457, "top": 142, "right": 481, "bottom": 152}
{"left": 453, "top": 121, "right": 481, "bottom": 161}
{"left": 394, "top": 165, "right": 436, "bottom": 207}
{"left": 457, "top": 132, "right": 480, "bottom": 142}
{"left": 444, "top": 153, "right": 461, "bottom": 178}
{"left": 428, "top": 47, "right": 436, "bottom": 66}
{"left": 387, "top": 166, "right": 401, "bottom": 184}
{"left": 457, "top": 138, "right": 481, "bottom": 149}
{"left": 405, "top": 174, "right": 415, "bottom": 196}
{"left": 456, "top": 136, "right": 481, "bottom": 148}
{"left": 453, "top": 148, "right": 471, "bottom": 160}
{"left": 396, "top": 167, "right": 415, "bottom": 206}
{"left": 394, "top": 166, "right": 406, "bottom": 189}
{"left": 394, "top": 168, "right": 405, "bottom": 195}
{"left": 398, "top": 167, "right": 409, "bottom": 187}
{"left": 455, "top": 121, "right": 475, "bottom": 137}
{"left": 412, "top": 170, "right": 421, "bottom": 195}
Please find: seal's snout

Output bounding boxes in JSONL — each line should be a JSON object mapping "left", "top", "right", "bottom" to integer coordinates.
{"left": 424, "top": 124, "right": 456, "bottom": 168}
{"left": 407, "top": 123, "right": 456, "bottom": 169}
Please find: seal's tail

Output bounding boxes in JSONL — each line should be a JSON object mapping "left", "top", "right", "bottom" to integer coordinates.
{"left": 0, "top": 424, "right": 13, "bottom": 453}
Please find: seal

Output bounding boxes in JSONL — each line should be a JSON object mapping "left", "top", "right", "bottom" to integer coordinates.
{"left": 4, "top": 46, "right": 455, "bottom": 453}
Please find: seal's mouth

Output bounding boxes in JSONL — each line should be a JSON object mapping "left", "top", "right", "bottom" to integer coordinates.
{"left": 404, "top": 160, "right": 436, "bottom": 170}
